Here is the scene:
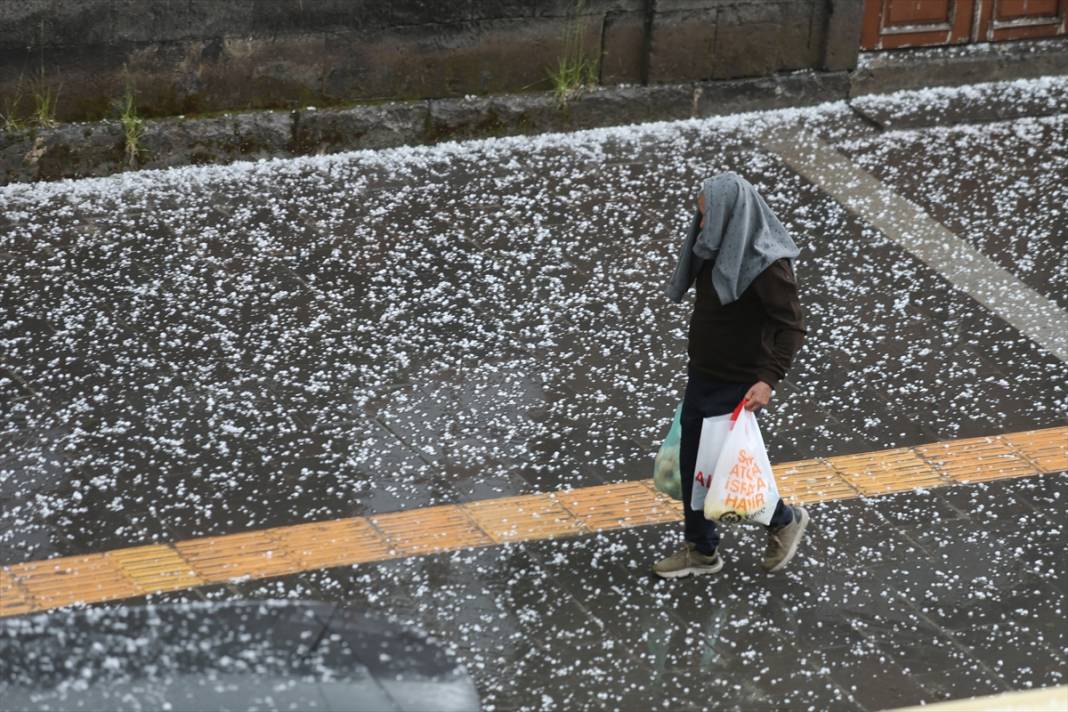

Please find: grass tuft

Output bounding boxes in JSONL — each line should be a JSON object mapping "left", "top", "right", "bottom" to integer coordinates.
{"left": 30, "top": 69, "right": 60, "bottom": 127}
{"left": 120, "top": 83, "right": 145, "bottom": 167}
{"left": 1, "top": 74, "right": 27, "bottom": 131}
{"left": 548, "top": 1, "right": 598, "bottom": 107}
{"left": 549, "top": 55, "right": 599, "bottom": 107}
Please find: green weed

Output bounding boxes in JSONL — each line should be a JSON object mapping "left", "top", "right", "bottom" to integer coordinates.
{"left": 1, "top": 75, "right": 27, "bottom": 131}
{"left": 120, "top": 83, "right": 144, "bottom": 167}
{"left": 548, "top": 1, "right": 598, "bottom": 106}
{"left": 31, "top": 69, "right": 60, "bottom": 127}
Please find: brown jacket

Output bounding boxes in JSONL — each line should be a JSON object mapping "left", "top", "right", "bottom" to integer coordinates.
{"left": 687, "top": 257, "right": 806, "bottom": 388}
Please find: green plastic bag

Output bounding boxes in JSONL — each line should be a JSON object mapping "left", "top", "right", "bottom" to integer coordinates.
{"left": 653, "top": 403, "right": 683, "bottom": 500}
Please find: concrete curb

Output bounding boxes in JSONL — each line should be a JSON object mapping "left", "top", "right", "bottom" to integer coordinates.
{"left": 0, "top": 70, "right": 848, "bottom": 185}
{"left": 851, "top": 37, "right": 1068, "bottom": 97}
{"left": 1, "top": 38, "right": 1066, "bottom": 186}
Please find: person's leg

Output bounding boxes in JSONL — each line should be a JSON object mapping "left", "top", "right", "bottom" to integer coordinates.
{"left": 765, "top": 499, "right": 794, "bottom": 530}
{"left": 680, "top": 397, "right": 719, "bottom": 555}
{"left": 680, "top": 369, "right": 751, "bottom": 553}
{"left": 654, "top": 370, "right": 750, "bottom": 578}
{"left": 748, "top": 405, "right": 810, "bottom": 570}
{"left": 752, "top": 406, "right": 794, "bottom": 531}
{"left": 761, "top": 502, "right": 810, "bottom": 572}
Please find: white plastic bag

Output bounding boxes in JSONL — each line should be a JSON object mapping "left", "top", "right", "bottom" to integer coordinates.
{"left": 689, "top": 412, "right": 732, "bottom": 512}
{"left": 703, "top": 402, "right": 780, "bottom": 525}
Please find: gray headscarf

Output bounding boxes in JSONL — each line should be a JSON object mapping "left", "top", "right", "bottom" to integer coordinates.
{"left": 664, "top": 171, "right": 800, "bottom": 305}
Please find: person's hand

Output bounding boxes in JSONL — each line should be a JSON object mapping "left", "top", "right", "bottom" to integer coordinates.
{"left": 743, "top": 381, "right": 773, "bottom": 412}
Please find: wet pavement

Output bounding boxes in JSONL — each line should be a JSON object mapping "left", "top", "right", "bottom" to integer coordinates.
{"left": 0, "top": 601, "right": 479, "bottom": 711}
{"left": 6, "top": 473, "right": 1062, "bottom": 711}
{"left": 2, "top": 75, "right": 1067, "bottom": 710}
{"left": 836, "top": 113, "right": 1068, "bottom": 311}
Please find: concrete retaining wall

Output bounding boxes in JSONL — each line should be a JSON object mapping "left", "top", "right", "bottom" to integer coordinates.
{"left": 0, "top": 71, "right": 851, "bottom": 184}
{"left": 0, "top": 0, "right": 861, "bottom": 123}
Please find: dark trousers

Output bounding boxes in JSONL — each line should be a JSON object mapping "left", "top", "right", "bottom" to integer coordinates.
{"left": 680, "top": 367, "right": 793, "bottom": 555}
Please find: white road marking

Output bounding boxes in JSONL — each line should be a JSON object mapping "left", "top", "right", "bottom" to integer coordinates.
{"left": 759, "top": 128, "right": 1068, "bottom": 363}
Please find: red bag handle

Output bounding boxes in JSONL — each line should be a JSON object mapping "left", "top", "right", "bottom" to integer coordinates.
{"left": 729, "top": 398, "right": 747, "bottom": 428}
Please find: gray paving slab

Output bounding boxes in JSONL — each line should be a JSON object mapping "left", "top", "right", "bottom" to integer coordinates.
{"left": 0, "top": 600, "right": 479, "bottom": 712}
{"left": 43, "top": 471, "right": 1060, "bottom": 711}
{"left": 3, "top": 95, "right": 1068, "bottom": 559}
{"left": 760, "top": 125, "right": 1068, "bottom": 363}
{"left": 835, "top": 114, "right": 1068, "bottom": 312}
{"left": 2, "top": 81, "right": 1068, "bottom": 709}
{"left": 850, "top": 75, "right": 1068, "bottom": 130}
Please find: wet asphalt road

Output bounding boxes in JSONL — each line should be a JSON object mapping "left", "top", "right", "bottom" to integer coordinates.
{"left": 1, "top": 77, "right": 1067, "bottom": 710}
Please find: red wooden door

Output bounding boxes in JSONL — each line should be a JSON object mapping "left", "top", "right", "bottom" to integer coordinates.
{"left": 861, "top": 0, "right": 1068, "bottom": 48}
{"left": 861, "top": 0, "right": 978, "bottom": 49}
{"left": 977, "top": 0, "right": 1068, "bottom": 40}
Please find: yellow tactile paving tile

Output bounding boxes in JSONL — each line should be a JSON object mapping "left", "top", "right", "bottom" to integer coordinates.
{"left": 640, "top": 480, "right": 685, "bottom": 518}
{"left": 4, "top": 554, "right": 140, "bottom": 610}
{"left": 0, "top": 569, "right": 33, "bottom": 617}
{"left": 1003, "top": 426, "right": 1068, "bottom": 474}
{"left": 1, "top": 425, "right": 1065, "bottom": 619}
{"left": 917, "top": 434, "right": 1039, "bottom": 483}
{"left": 370, "top": 504, "right": 493, "bottom": 556}
{"left": 827, "top": 447, "right": 947, "bottom": 495}
{"left": 775, "top": 459, "right": 857, "bottom": 503}
{"left": 269, "top": 518, "right": 393, "bottom": 569}
{"left": 106, "top": 544, "right": 203, "bottom": 593}
{"left": 463, "top": 493, "right": 586, "bottom": 543}
{"left": 175, "top": 531, "right": 301, "bottom": 584}
{"left": 555, "top": 481, "right": 679, "bottom": 531}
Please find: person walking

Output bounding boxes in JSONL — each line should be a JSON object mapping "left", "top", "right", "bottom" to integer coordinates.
{"left": 653, "top": 171, "right": 810, "bottom": 579}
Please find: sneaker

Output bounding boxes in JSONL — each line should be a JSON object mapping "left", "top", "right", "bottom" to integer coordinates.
{"left": 652, "top": 542, "right": 724, "bottom": 579}
{"left": 761, "top": 505, "right": 810, "bottom": 573}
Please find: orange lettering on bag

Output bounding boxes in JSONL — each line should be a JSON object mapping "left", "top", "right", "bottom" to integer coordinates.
{"left": 722, "top": 492, "right": 766, "bottom": 515}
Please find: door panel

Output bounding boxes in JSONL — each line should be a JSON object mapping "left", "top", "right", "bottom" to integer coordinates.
{"left": 862, "top": 0, "right": 1067, "bottom": 48}
{"left": 978, "top": 0, "right": 1068, "bottom": 40}
{"left": 861, "top": 0, "right": 977, "bottom": 49}
{"left": 996, "top": 0, "right": 1058, "bottom": 18}
{"left": 886, "top": 0, "right": 953, "bottom": 24}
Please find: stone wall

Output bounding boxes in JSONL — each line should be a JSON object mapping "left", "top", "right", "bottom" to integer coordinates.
{"left": 0, "top": 0, "right": 862, "bottom": 123}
